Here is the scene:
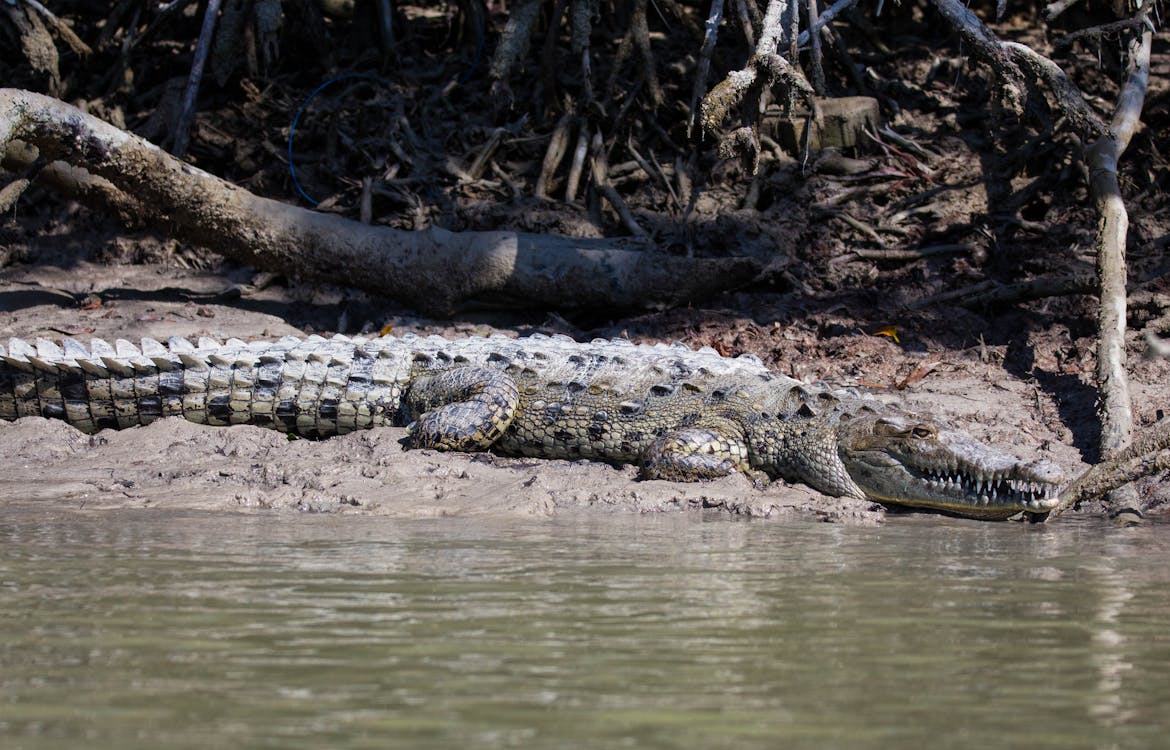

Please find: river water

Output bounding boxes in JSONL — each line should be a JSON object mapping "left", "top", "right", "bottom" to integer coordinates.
{"left": 1, "top": 507, "right": 1167, "bottom": 749}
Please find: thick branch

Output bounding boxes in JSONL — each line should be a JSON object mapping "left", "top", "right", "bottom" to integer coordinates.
{"left": 929, "top": 0, "right": 1110, "bottom": 140}
{"left": 1087, "top": 25, "right": 1151, "bottom": 461}
{"left": 1055, "top": 417, "right": 1170, "bottom": 513}
{"left": 0, "top": 89, "right": 758, "bottom": 316}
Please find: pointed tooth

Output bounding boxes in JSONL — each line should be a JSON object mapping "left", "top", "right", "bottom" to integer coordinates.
{"left": 168, "top": 336, "right": 195, "bottom": 353}
{"left": 114, "top": 339, "right": 141, "bottom": 357}
{"left": 62, "top": 338, "right": 89, "bottom": 358}
{"left": 89, "top": 339, "right": 115, "bottom": 357}
{"left": 208, "top": 353, "right": 233, "bottom": 367}
{"left": 197, "top": 337, "right": 220, "bottom": 350}
{"left": 35, "top": 338, "right": 63, "bottom": 359}
{"left": 140, "top": 338, "right": 167, "bottom": 357}
{"left": 225, "top": 337, "right": 248, "bottom": 349}
{"left": 8, "top": 338, "right": 34, "bottom": 358}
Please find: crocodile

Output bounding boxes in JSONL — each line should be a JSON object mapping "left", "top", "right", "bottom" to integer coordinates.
{"left": 0, "top": 332, "right": 1063, "bottom": 519}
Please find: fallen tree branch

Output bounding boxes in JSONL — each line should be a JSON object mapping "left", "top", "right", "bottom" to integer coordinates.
{"left": 1054, "top": 417, "right": 1170, "bottom": 515}
{"left": 0, "top": 88, "right": 759, "bottom": 316}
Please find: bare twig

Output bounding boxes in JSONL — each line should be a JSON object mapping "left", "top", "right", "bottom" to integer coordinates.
{"left": 536, "top": 113, "right": 574, "bottom": 199}
{"left": 591, "top": 132, "right": 647, "bottom": 238}
{"left": 22, "top": 0, "right": 92, "bottom": 56}
{"left": 1054, "top": 17, "right": 1150, "bottom": 50}
{"left": 845, "top": 244, "right": 973, "bottom": 262}
{"left": 807, "top": 0, "right": 826, "bottom": 94}
{"left": 565, "top": 120, "right": 590, "bottom": 202}
{"left": 797, "top": 0, "right": 863, "bottom": 46}
{"left": 171, "top": 0, "right": 221, "bottom": 159}
{"left": 631, "top": 0, "right": 662, "bottom": 105}
{"left": 689, "top": 0, "right": 725, "bottom": 138}
{"left": 908, "top": 275, "right": 1096, "bottom": 309}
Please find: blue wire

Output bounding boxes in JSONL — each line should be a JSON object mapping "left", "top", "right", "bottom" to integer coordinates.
{"left": 288, "top": 73, "right": 388, "bottom": 206}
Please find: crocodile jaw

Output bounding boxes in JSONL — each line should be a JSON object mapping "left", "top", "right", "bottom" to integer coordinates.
{"left": 837, "top": 415, "right": 1064, "bottom": 519}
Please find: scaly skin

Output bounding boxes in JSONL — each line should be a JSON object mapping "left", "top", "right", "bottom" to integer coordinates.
{"left": 0, "top": 332, "right": 1063, "bottom": 519}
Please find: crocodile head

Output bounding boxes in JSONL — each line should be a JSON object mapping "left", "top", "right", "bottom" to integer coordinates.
{"left": 836, "top": 413, "right": 1063, "bottom": 519}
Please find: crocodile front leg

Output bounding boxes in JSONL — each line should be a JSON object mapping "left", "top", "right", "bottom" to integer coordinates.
{"left": 404, "top": 366, "right": 520, "bottom": 451}
{"left": 639, "top": 417, "right": 754, "bottom": 481}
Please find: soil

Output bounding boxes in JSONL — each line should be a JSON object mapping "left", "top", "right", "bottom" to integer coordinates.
{"left": 1, "top": 2, "right": 1168, "bottom": 523}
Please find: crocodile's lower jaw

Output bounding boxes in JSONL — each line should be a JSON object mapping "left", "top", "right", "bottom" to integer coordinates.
{"left": 865, "top": 489, "right": 1058, "bottom": 520}
{"left": 843, "top": 456, "right": 1061, "bottom": 519}
{"left": 903, "top": 466, "right": 1060, "bottom": 517}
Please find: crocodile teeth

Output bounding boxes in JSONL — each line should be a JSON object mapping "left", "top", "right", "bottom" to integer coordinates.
{"left": 115, "top": 339, "right": 141, "bottom": 357}
{"left": 140, "top": 338, "right": 168, "bottom": 357}
{"left": 35, "top": 338, "right": 63, "bottom": 359}
{"left": 62, "top": 338, "right": 90, "bottom": 358}
{"left": 89, "top": 339, "right": 115, "bottom": 357}
{"left": 168, "top": 337, "right": 196, "bottom": 353}
{"left": 8, "top": 338, "right": 34, "bottom": 358}
{"left": 197, "top": 337, "right": 220, "bottom": 350}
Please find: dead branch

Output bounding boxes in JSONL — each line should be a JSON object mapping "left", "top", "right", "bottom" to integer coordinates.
{"left": 1088, "top": 19, "right": 1152, "bottom": 468}
{"left": 488, "top": 0, "right": 541, "bottom": 106}
{"left": 590, "top": 132, "right": 647, "bottom": 238}
{"left": 536, "top": 113, "right": 574, "bottom": 199}
{"left": 907, "top": 275, "right": 1095, "bottom": 310}
{"left": 0, "top": 88, "right": 758, "bottom": 316}
{"left": 1054, "top": 18, "right": 1150, "bottom": 50}
{"left": 1054, "top": 418, "right": 1170, "bottom": 514}
{"left": 171, "top": 0, "right": 221, "bottom": 159}
{"left": 689, "top": 0, "right": 725, "bottom": 138}
{"left": 699, "top": 0, "right": 816, "bottom": 149}
{"left": 928, "top": 0, "right": 1110, "bottom": 141}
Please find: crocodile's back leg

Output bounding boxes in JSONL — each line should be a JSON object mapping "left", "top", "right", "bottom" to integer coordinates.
{"left": 639, "top": 417, "right": 753, "bottom": 481}
{"left": 404, "top": 366, "right": 520, "bottom": 450}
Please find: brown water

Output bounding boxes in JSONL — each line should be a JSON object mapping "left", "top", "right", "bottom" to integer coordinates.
{"left": 1, "top": 508, "right": 1168, "bottom": 749}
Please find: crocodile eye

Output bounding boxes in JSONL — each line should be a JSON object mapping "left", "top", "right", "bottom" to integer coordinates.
{"left": 911, "top": 425, "right": 935, "bottom": 439}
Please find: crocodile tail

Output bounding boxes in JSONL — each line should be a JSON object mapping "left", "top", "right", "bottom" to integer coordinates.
{"left": 0, "top": 335, "right": 407, "bottom": 436}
